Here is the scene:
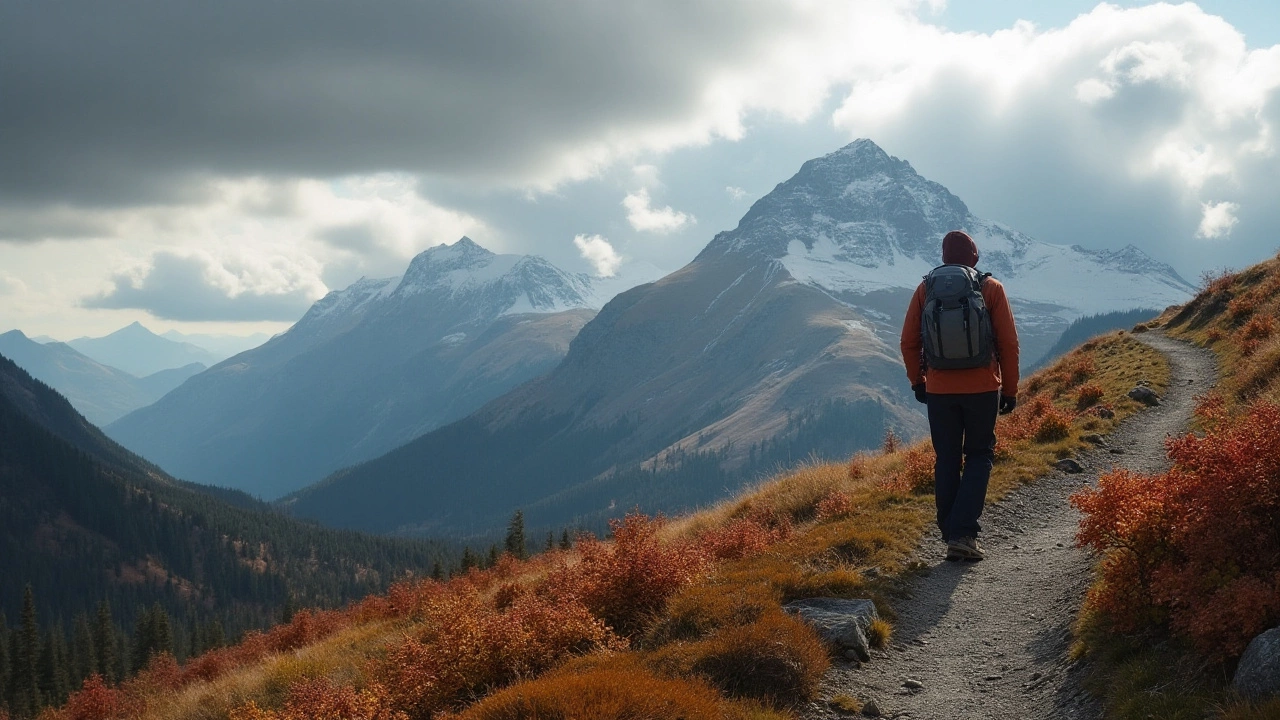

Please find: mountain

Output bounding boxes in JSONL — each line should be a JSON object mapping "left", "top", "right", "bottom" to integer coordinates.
{"left": 286, "top": 139, "right": 1195, "bottom": 538}
{"left": 0, "top": 329, "right": 204, "bottom": 425}
{"left": 68, "top": 321, "right": 223, "bottom": 377}
{"left": 0, "top": 349, "right": 451, "bottom": 640}
{"left": 1028, "top": 308, "right": 1160, "bottom": 370}
{"left": 161, "top": 328, "right": 272, "bottom": 358}
{"left": 107, "top": 238, "right": 610, "bottom": 499}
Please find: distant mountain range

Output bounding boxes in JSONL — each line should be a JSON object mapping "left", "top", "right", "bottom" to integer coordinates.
{"left": 67, "top": 321, "right": 223, "bottom": 377}
{"left": 284, "top": 139, "right": 1196, "bottom": 538}
{"left": 0, "top": 330, "right": 204, "bottom": 425}
{"left": 107, "top": 239, "right": 654, "bottom": 499}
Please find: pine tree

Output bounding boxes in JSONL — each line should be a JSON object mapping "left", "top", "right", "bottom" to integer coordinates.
{"left": 38, "top": 626, "right": 70, "bottom": 706}
{"left": 71, "top": 614, "right": 95, "bottom": 686}
{"left": 91, "top": 602, "right": 117, "bottom": 684}
{"left": 560, "top": 529, "right": 573, "bottom": 550}
{"left": 545, "top": 531, "right": 555, "bottom": 552}
{"left": 504, "top": 510, "right": 527, "bottom": 560}
{"left": 485, "top": 545, "right": 500, "bottom": 568}
{"left": 13, "top": 586, "right": 42, "bottom": 717}
{"left": 460, "top": 547, "right": 477, "bottom": 571}
{"left": 430, "top": 562, "right": 444, "bottom": 581}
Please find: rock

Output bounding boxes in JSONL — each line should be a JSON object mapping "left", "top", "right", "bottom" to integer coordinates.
{"left": 1097, "top": 406, "right": 1116, "bottom": 419}
{"left": 984, "top": 674, "right": 1003, "bottom": 681}
{"left": 1128, "top": 386, "right": 1161, "bottom": 406}
{"left": 783, "top": 597, "right": 878, "bottom": 662}
{"left": 1109, "top": 447, "right": 1126, "bottom": 454}
{"left": 861, "top": 699, "right": 881, "bottom": 717}
{"left": 843, "top": 648, "right": 863, "bottom": 661}
{"left": 902, "top": 678, "right": 924, "bottom": 690}
{"left": 1055, "top": 458, "right": 1084, "bottom": 474}
{"left": 1082, "top": 433, "right": 1107, "bottom": 445}
{"left": 1234, "top": 627, "right": 1280, "bottom": 700}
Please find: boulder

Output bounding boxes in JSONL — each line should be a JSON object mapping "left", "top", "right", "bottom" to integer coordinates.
{"left": 1097, "top": 407, "right": 1116, "bottom": 419}
{"left": 1127, "top": 386, "right": 1161, "bottom": 406}
{"left": 783, "top": 597, "right": 878, "bottom": 661}
{"left": 1055, "top": 458, "right": 1084, "bottom": 474}
{"left": 1234, "top": 627, "right": 1280, "bottom": 701}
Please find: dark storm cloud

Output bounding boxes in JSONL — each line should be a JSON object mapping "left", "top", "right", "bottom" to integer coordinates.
{"left": 0, "top": 0, "right": 796, "bottom": 206}
{"left": 83, "top": 252, "right": 317, "bottom": 321}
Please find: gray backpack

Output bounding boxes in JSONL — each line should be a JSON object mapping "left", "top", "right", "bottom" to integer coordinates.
{"left": 920, "top": 264, "right": 994, "bottom": 370}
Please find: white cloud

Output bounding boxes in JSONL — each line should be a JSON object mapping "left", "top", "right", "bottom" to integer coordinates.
{"left": 726, "top": 186, "right": 748, "bottom": 201}
{"left": 573, "top": 234, "right": 622, "bottom": 277}
{"left": 623, "top": 188, "right": 694, "bottom": 234}
{"left": 1197, "top": 201, "right": 1240, "bottom": 239}
{"left": 0, "top": 274, "right": 26, "bottom": 296}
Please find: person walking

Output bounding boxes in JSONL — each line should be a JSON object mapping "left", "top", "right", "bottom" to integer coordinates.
{"left": 900, "top": 230, "right": 1019, "bottom": 561}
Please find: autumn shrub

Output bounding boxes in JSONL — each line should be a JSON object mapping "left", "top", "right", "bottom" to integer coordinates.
{"left": 1033, "top": 406, "right": 1073, "bottom": 443}
{"left": 643, "top": 583, "right": 777, "bottom": 646}
{"left": 814, "top": 490, "right": 855, "bottom": 521}
{"left": 55, "top": 675, "right": 135, "bottom": 720}
{"left": 441, "top": 664, "right": 742, "bottom": 720}
{"left": 1067, "top": 354, "right": 1096, "bottom": 383}
{"left": 231, "top": 678, "right": 407, "bottom": 720}
{"left": 1228, "top": 293, "right": 1260, "bottom": 320}
{"left": 381, "top": 588, "right": 619, "bottom": 717}
{"left": 552, "top": 513, "right": 712, "bottom": 636}
{"left": 879, "top": 443, "right": 935, "bottom": 494}
{"left": 1205, "top": 327, "right": 1225, "bottom": 343}
{"left": 1073, "top": 401, "right": 1280, "bottom": 660}
{"left": 650, "top": 610, "right": 829, "bottom": 708}
{"left": 697, "top": 512, "right": 792, "bottom": 561}
{"left": 1076, "top": 383, "right": 1105, "bottom": 410}
{"left": 846, "top": 453, "right": 868, "bottom": 480}
{"left": 1237, "top": 316, "right": 1276, "bottom": 357}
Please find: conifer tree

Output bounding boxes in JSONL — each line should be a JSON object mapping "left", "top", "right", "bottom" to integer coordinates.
{"left": 504, "top": 510, "right": 527, "bottom": 560}
{"left": 560, "top": 529, "right": 573, "bottom": 550}
{"left": 430, "top": 562, "right": 444, "bottom": 581}
{"left": 13, "top": 586, "right": 42, "bottom": 717}
{"left": 70, "top": 614, "right": 95, "bottom": 687}
{"left": 132, "top": 603, "right": 174, "bottom": 672}
{"left": 460, "top": 547, "right": 477, "bottom": 571}
{"left": 486, "top": 545, "right": 500, "bottom": 568}
{"left": 546, "top": 531, "right": 555, "bottom": 552}
{"left": 38, "top": 626, "right": 70, "bottom": 706}
{"left": 91, "top": 602, "right": 116, "bottom": 683}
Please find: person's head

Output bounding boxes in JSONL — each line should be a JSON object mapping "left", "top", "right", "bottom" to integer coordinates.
{"left": 942, "top": 230, "right": 978, "bottom": 268}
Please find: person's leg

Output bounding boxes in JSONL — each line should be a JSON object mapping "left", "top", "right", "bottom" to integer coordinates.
{"left": 946, "top": 390, "right": 1000, "bottom": 541}
{"left": 926, "top": 393, "right": 965, "bottom": 541}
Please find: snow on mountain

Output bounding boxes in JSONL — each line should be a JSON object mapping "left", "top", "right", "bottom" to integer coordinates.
{"left": 708, "top": 139, "right": 1194, "bottom": 325}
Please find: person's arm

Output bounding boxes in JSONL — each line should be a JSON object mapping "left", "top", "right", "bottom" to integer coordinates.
{"left": 988, "top": 281, "right": 1020, "bottom": 397}
{"left": 900, "top": 284, "right": 926, "bottom": 387}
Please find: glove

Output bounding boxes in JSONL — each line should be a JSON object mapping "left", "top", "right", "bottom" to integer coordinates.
{"left": 912, "top": 383, "right": 927, "bottom": 404}
{"left": 999, "top": 395, "right": 1017, "bottom": 415}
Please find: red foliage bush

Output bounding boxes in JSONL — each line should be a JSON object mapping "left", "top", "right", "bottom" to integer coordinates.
{"left": 1237, "top": 316, "right": 1276, "bottom": 356}
{"left": 879, "top": 444, "right": 935, "bottom": 495}
{"left": 1067, "top": 354, "right": 1096, "bottom": 384}
{"left": 814, "top": 490, "right": 855, "bottom": 521}
{"left": 1205, "top": 327, "right": 1225, "bottom": 343}
{"left": 881, "top": 429, "right": 900, "bottom": 454}
{"left": 1073, "top": 401, "right": 1280, "bottom": 660}
{"left": 698, "top": 512, "right": 792, "bottom": 561}
{"left": 549, "top": 513, "right": 712, "bottom": 636}
{"left": 55, "top": 675, "right": 136, "bottom": 720}
{"left": 1033, "top": 406, "right": 1073, "bottom": 443}
{"left": 1076, "top": 383, "right": 1105, "bottom": 410}
{"left": 1228, "top": 293, "right": 1260, "bottom": 320}
{"left": 381, "top": 587, "right": 619, "bottom": 718}
{"left": 846, "top": 453, "right": 868, "bottom": 480}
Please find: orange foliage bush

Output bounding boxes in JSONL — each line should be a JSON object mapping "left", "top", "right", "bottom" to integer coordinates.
{"left": 698, "top": 512, "right": 792, "bottom": 561}
{"left": 54, "top": 675, "right": 136, "bottom": 720}
{"left": 678, "top": 610, "right": 829, "bottom": 707}
{"left": 881, "top": 428, "right": 900, "bottom": 454}
{"left": 1033, "top": 406, "right": 1073, "bottom": 443}
{"left": 1067, "top": 354, "right": 1096, "bottom": 383}
{"left": 442, "top": 665, "right": 737, "bottom": 720}
{"left": 879, "top": 443, "right": 935, "bottom": 494}
{"left": 814, "top": 490, "right": 855, "bottom": 521}
{"left": 1073, "top": 401, "right": 1280, "bottom": 660}
{"left": 230, "top": 679, "right": 407, "bottom": 720}
{"left": 1076, "top": 383, "right": 1105, "bottom": 410}
{"left": 380, "top": 588, "right": 619, "bottom": 718}
{"left": 1228, "top": 293, "right": 1260, "bottom": 320}
{"left": 552, "top": 513, "right": 711, "bottom": 636}
{"left": 1237, "top": 316, "right": 1276, "bottom": 357}
{"left": 1205, "top": 327, "right": 1225, "bottom": 343}
{"left": 846, "top": 453, "right": 868, "bottom": 480}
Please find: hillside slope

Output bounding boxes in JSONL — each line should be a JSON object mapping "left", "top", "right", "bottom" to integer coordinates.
{"left": 0, "top": 350, "right": 452, "bottom": 638}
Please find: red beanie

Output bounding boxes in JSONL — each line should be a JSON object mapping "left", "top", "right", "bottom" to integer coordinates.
{"left": 941, "top": 230, "right": 978, "bottom": 267}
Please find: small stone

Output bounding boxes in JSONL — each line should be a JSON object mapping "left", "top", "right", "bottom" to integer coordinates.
{"left": 1097, "top": 406, "right": 1116, "bottom": 419}
{"left": 1109, "top": 447, "right": 1126, "bottom": 454}
{"left": 1055, "top": 542, "right": 1065, "bottom": 547}
{"left": 1055, "top": 458, "right": 1084, "bottom": 474}
{"left": 1082, "top": 433, "right": 1107, "bottom": 445}
{"left": 1128, "top": 386, "right": 1161, "bottom": 406}
{"left": 861, "top": 699, "right": 882, "bottom": 717}
{"left": 984, "top": 674, "right": 1003, "bottom": 681}
{"left": 902, "top": 678, "right": 924, "bottom": 690}
{"left": 1030, "top": 671, "right": 1043, "bottom": 681}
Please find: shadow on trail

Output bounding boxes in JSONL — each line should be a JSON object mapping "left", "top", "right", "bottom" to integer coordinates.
{"left": 886, "top": 558, "right": 971, "bottom": 644}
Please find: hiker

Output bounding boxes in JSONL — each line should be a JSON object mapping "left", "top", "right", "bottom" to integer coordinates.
{"left": 900, "top": 230, "right": 1019, "bottom": 561}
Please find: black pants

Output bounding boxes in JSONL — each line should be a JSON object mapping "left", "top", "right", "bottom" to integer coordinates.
{"left": 926, "top": 391, "right": 999, "bottom": 541}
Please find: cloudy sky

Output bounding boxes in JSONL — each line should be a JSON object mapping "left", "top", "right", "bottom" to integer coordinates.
{"left": 3, "top": 0, "right": 1279, "bottom": 340}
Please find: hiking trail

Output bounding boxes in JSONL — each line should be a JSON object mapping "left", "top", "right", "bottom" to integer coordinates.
{"left": 805, "top": 332, "right": 1217, "bottom": 720}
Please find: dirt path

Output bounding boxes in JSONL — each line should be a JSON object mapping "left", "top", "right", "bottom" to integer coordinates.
{"left": 806, "top": 333, "right": 1217, "bottom": 720}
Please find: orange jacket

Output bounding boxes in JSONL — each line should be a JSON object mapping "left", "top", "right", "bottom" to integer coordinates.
{"left": 899, "top": 275, "right": 1019, "bottom": 396}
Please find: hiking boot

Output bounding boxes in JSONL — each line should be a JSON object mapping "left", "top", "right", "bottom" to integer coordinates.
{"left": 946, "top": 536, "right": 985, "bottom": 562}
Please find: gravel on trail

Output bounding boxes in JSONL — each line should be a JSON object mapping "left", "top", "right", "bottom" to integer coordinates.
{"left": 805, "top": 333, "right": 1217, "bottom": 720}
